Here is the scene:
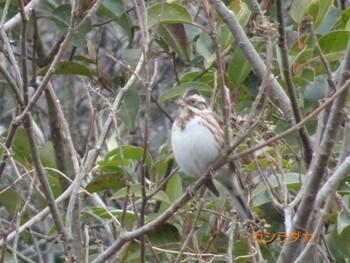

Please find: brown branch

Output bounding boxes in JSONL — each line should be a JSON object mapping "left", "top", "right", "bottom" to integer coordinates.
{"left": 207, "top": 0, "right": 230, "bottom": 147}
{"left": 210, "top": 0, "right": 295, "bottom": 125}
{"left": 232, "top": 77, "right": 350, "bottom": 162}
{"left": 18, "top": 0, "right": 28, "bottom": 105}
{"left": 0, "top": 0, "right": 83, "bottom": 180}
{"left": 22, "top": 117, "right": 73, "bottom": 258}
{"left": 276, "top": 0, "right": 313, "bottom": 166}
{"left": 90, "top": 169, "right": 214, "bottom": 263}
{"left": 277, "top": 39, "right": 350, "bottom": 263}
{"left": 65, "top": 51, "right": 145, "bottom": 250}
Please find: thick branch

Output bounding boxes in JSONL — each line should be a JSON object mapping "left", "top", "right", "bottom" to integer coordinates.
{"left": 210, "top": 0, "right": 295, "bottom": 125}
{"left": 277, "top": 38, "right": 350, "bottom": 263}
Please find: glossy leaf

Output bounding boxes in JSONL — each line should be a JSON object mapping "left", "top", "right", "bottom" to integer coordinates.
{"left": 39, "top": 142, "right": 56, "bottom": 168}
{"left": 158, "top": 82, "right": 212, "bottom": 103}
{"left": 180, "top": 70, "right": 215, "bottom": 86}
{"left": 147, "top": 2, "right": 192, "bottom": 29}
{"left": 121, "top": 224, "right": 180, "bottom": 260}
{"left": 227, "top": 48, "right": 252, "bottom": 87}
{"left": 334, "top": 209, "right": 350, "bottom": 256}
{"left": 318, "top": 30, "right": 350, "bottom": 62}
{"left": 341, "top": 8, "right": 350, "bottom": 30}
{"left": 101, "top": 0, "right": 124, "bottom": 17}
{"left": 38, "top": 61, "right": 93, "bottom": 76}
{"left": 316, "top": 6, "right": 342, "bottom": 34}
{"left": 0, "top": 189, "right": 22, "bottom": 216}
{"left": 253, "top": 173, "right": 301, "bottom": 206}
{"left": 158, "top": 173, "right": 183, "bottom": 213}
{"left": 217, "top": 24, "right": 234, "bottom": 56}
{"left": 118, "top": 88, "right": 140, "bottom": 130}
{"left": 0, "top": 128, "right": 31, "bottom": 169}
{"left": 97, "top": 3, "right": 134, "bottom": 44}
{"left": 196, "top": 32, "right": 215, "bottom": 68}
{"left": 85, "top": 174, "right": 126, "bottom": 194}
{"left": 48, "top": 4, "right": 92, "bottom": 47}
{"left": 325, "top": 233, "right": 349, "bottom": 262}
{"left": 307, "top": 0, "right": 333, "bottom": 29}
{"left": 99, "top": 146, "right": 153, "bottom": 168}
{"left": 290, "top": 0, "right": 313, "bottom": 24}
{"left": 82, "top": 207, "right": 138, "bottom": 231}
{"left": 303, "top": 75, "right": 328, "bottom": 111}
{"left": 157, "top": 24, "right": 190, "bottom": 61}
{"left": 110, "top": 184, "right": 172, "bottom": 205}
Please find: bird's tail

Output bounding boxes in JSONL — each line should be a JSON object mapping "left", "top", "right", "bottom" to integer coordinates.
{"left": 215, "top": 166, "right": 253, "bottom": 221}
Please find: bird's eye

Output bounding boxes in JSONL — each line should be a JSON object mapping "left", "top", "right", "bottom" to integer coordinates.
{"left": 191, "top": 99, "right": 196, "bottom": 104}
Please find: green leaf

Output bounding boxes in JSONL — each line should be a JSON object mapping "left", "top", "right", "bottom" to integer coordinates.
{"left": 341, "top": 8, "right": 350, "bottom": 30}
{"left": 39, "top": 142, "right": 56, "bottom": 168}
{"left": 227, "top": 48, "right": 252, "bottom": 87}
{"left": 158, "top": 173, "right": 183, "bottom": 213}
{"left": 47, "top": 174, "right": 62, "bottom": 198}
{"left": 114, "top": 13, "right": 134, "bottom": 44}
{"left": 180, "top": 70, "right": 215, "bottom": 86}
{"left": 85, "top": 174, "right": 126, "bottom": 194}
{"left": 307, "top": 0, "right": 333, "bottom": 29}
{"left": 235, "top": 1, "right": 251, "bottom": 26}
{"left": 316, "top": 6, "right": 342, "bottom": 35}
{"left": 303, "top": 75, "right": 328, "bottom": 111}
{"left": 38, "top": 61, "right": 92, "bottom": 76}
{"left": 110, "top": 184, "right": 172, "bottom": 205}
{"left": 334, "top": 210, "right": 350, "bottom": 256}
{"left": 290, "top": 31, "right": 350, "bottom": 71}
{"left": 121, "top": 224, "right": 180, "bottom": 260}
{"left": 290, "top": 0, "right": 313, "bottom": 24}
{"left": 73, "top": 55, "right": 96, "bottom": 65}
{"left": 48, "top": 4, "right": 92, "bottom": 47}
{"left": 147, "top": 224, "right": 180, "bottom": 244}
{"left": 82, "top": 207, "right": 137, "bottom": 231}
{"left": 252, "top": 172, "right": 301, "bottom": 221}
{"left": 97, "top": 3, "right": 134, "bottom": 44}
{"left": 100, "top": 146, "right": 153, "bottom": 168}
{"left": 0, "top": 189, "right": 22, "bottom": 216}
{"left": 318, "top": 30, "right": 350, "bottom": 62}
{"left": 147, "top": 2, "right": 192, "bottom": 29}
{"left": 121, "top": 48, "right": 142, "bottom": 71}
{"left": 184, "top": 24, "right": 202, "bottom": 41}
{"left": 325, "top": 233, "right": 349, "bottom": 262}
{"left": 158, "top": 82, "right": 212, "bottom": 103}
{"left": 118, "top": 88, "right": 140, "bottom": 130}
{"left": 157, "top": 24, "right": 190, "bottom": 61}
{"left": 196, "top": 32, "right": 215, "bottom": 68}
{"left": 0, "top": 128, "right": 31, "bottom": 169}
{"left": 217, "top": 25, "right": 234, "bottom": 56}
{"left": 101, "top": 0, "right": 124, "bottom": 17}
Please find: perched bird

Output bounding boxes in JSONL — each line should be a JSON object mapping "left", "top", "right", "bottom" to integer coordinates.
{"left": 171, "top": 89, "right": 253, "bottom": 221}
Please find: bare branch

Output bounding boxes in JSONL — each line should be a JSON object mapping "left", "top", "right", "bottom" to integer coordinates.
{"left": 209, "top": 0, "right": 295, "bottom": 124}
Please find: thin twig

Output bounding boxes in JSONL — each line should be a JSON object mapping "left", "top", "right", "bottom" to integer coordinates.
{"left": 232, "top": 78, "right": 350, "bottom": 162}
{"left": 65, "top": 52, "right": 145, "bottom": 251}
{"left": 174, "top": 191, "right": 207, "bottom": 263}
{"left": 210, "top": 0, "right": 295, "bottom": 124}
{"left": 277, "top": 34, "right": 350, "bottom": 263}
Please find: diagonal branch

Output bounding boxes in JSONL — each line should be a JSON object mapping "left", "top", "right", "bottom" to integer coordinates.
{"left": 209, "top": 0, "right": 294, "bottom": 125}
{"left": 277, "top": 36, "right": 350, "bottom": 263}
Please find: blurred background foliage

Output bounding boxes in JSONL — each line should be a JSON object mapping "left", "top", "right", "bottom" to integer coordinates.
{"left": 1, "top": 0, "right": 350, "bottom": 262}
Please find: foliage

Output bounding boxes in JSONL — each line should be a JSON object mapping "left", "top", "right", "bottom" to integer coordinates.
{"left": 0, "top": 0, "right": 350, "bottom": 262}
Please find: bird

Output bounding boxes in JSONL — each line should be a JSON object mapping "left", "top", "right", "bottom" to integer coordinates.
{"left": 171, "top": 89, "right": 253, "bottom": 221}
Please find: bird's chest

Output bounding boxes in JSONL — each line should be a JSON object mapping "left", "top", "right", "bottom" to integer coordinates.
{"left": 171, "top": 115, "right": 221, "bottom": 177}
